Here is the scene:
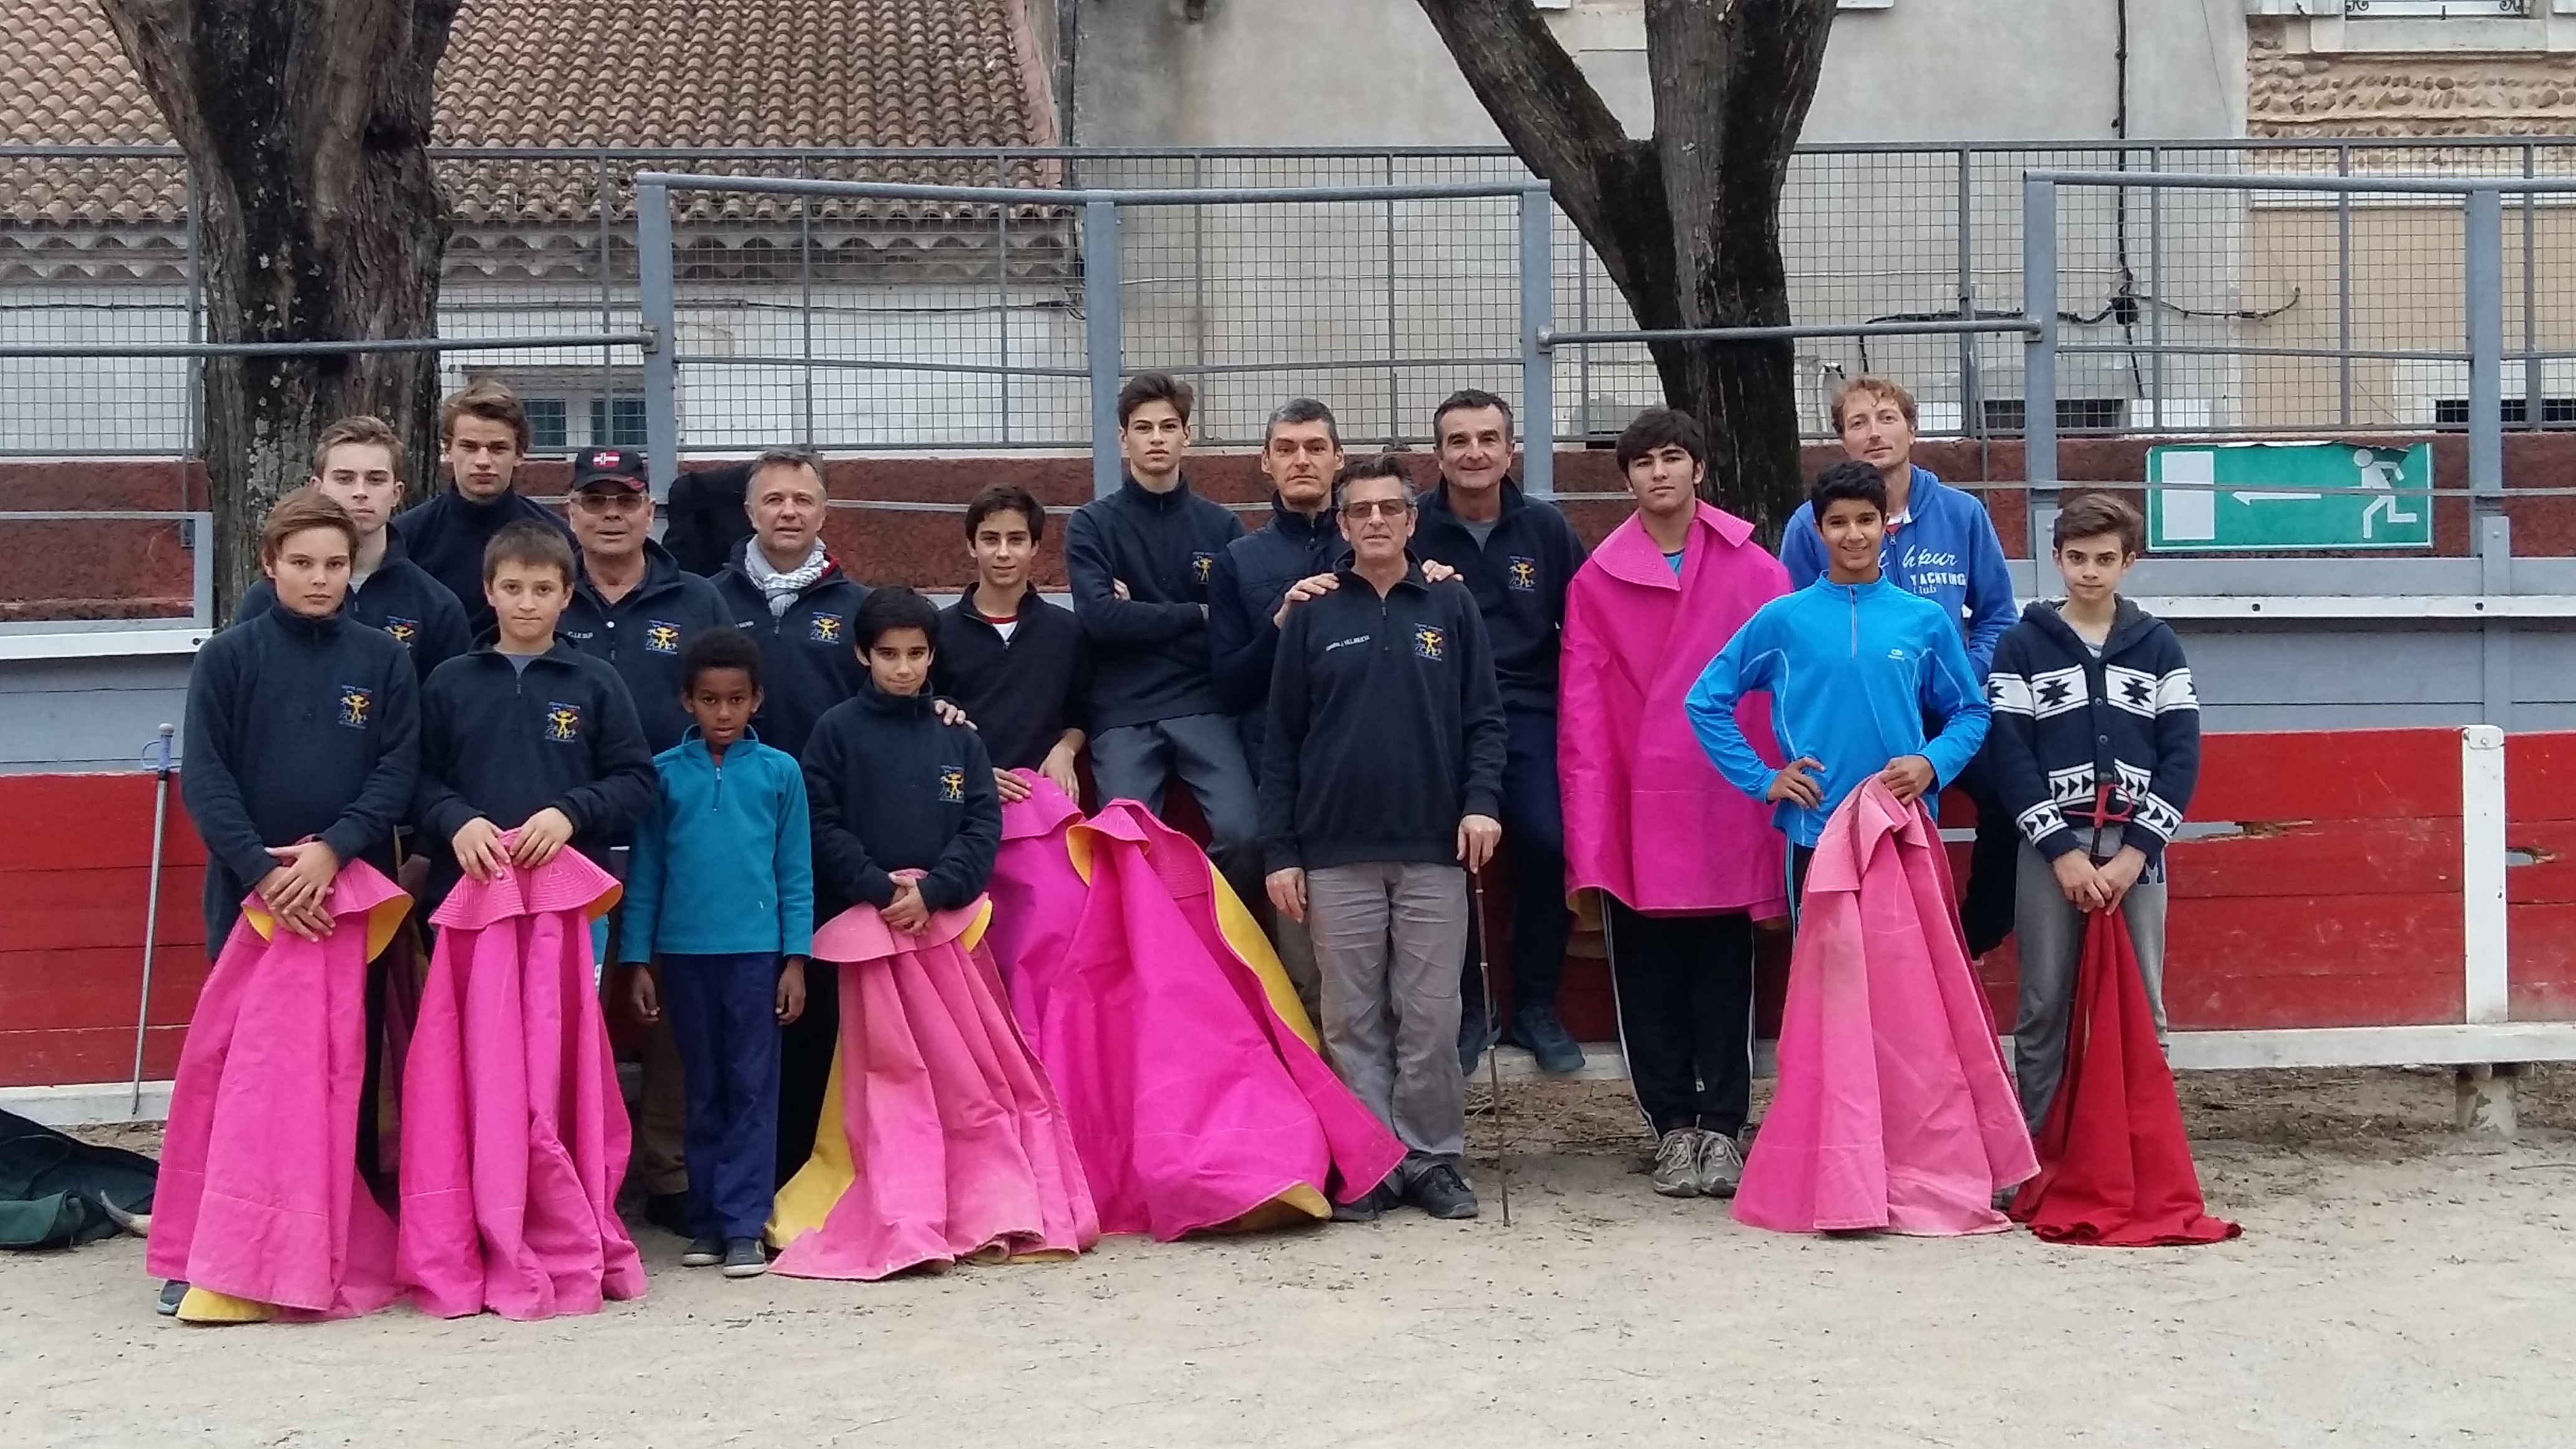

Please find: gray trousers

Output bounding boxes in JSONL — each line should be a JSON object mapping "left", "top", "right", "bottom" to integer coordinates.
{"left": 2012, "top": 834, "right": 2169, "bottom": 1133}
{"left": 1091, "top": 713, "right": 1262, "bottom": 905}
{"left": 1307, "top": 861, "right": 1470, "bottom": 1172}
{"left": 1271, "top": 909, "right": 1324, "bottom": 1028}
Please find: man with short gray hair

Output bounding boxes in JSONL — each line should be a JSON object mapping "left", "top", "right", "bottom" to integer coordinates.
{"left": 711, "top": 449, "right": 872, "bottom": 763}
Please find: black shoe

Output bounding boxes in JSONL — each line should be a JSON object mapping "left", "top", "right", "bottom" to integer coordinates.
{"left": 1458, "top": 1006, "right": 1498, "bottom": 1076}
{"left": 1405, "top": 1163, "right": 1480, "bottom": 1220}
{"left": 1512, "top": 1005, "right": 1585, "bottom": 1075}
{"left": 156, "top": 1279, "right": 188, "bottom": 1317}
{"left": 643, "top": 1191, "right": 692, "bottom": 1236}
{"left": 1331, "top": 1181, "right": 1399, "bottom": 1224}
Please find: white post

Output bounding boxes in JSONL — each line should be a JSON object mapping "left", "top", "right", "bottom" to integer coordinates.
{"left": 2461, "top": 723, "right": 2509, "bottom": 1025}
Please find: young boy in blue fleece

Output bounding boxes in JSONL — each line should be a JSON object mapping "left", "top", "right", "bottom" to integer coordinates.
{"left": 620, "top": 625, "right": 813, "bottom": 1280}
{"left": 1685, "top": 461, "right": 1992, "bottom": 899}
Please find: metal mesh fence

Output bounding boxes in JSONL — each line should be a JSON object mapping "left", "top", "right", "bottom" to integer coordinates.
{"left": 11, "top": 139, "right": 2576, "bottom": 459}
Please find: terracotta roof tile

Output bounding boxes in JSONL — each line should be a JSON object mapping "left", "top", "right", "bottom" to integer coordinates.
{"left": 1, "top": 0, "right": 1051, "bottom": 227}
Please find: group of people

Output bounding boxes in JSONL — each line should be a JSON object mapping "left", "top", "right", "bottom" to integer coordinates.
{"left": 150, "top": 364, "right": 2208, "bottom": 1324}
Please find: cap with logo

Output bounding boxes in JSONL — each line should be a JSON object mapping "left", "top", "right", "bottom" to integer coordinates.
{"left": 568, "top": 446, "right": 648, "bottom": 494}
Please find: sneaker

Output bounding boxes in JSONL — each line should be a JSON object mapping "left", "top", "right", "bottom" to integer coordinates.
{"left": 680, "top": 1236, "right": 725, "bottom": 1268}
{"left": 1513, "top": 1004, "right": 1585, "bottom": 1075}
{"left": 643, "top": 1192, "right": 692, "bottom": 1236}
{"left": 1650, "top": 1129, "right": 1702, "bottom": 1198}
{"left": 721, "top": 1238, "right": 768, "bottom": 1278}
{"left": 156, "top": 1279, "right": 188, "bottom": 1317}
{"left": 1405, "top": 1163, "right": 1480, "bottom": 1221}
{"left": 1458, "top": 1003, "right": 1497, "bottom": 1076}
{"left": 1694, "top": 1131, "right": 1746, "bottom": 1199}
{"left": 1331, "top": 1181, "right": 1399, "bottom": 1224}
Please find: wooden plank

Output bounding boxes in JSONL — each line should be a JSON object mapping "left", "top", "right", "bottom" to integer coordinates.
{"left": 2166, "top": 819, "right": 2461, "bottom": 899}
{"left": 2192, "top": 728, "right": 2462, "bottom": 822}
{"left": 2509, "top": 900, "right": 2576, "bottom": 1022}
{"left": 2504, "top": 821, "right": 2576, "bottom": 905}
{"left": 0, "top": 868, "right": 208, "bottom": 952}
{"left": 2505, "top": 731, "right": 2576, "bottom": 821}
{"left": 0, "top": 1025, "right": 186, "bottom": 1088}
{"left": 0, "top": 775, "right": 205, "bottom": 871}
{"left": 2167, "top": 892, "right": 2462, "bottom": 1028}
{"left": 0, "top": 946, "right": 210, "bottom": 1031}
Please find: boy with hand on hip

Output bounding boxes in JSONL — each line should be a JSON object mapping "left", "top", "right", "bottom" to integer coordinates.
{"left": 622, "top": 626, "right": 814, "bottom": 1279}
{"left": 1984, "top": 493, "right": 2200, "bottom": 1132}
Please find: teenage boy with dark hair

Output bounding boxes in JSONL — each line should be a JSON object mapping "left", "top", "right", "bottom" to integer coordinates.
{"left": 937, "top": 484, "right": 1090, "bottom": 804}
{"left": 1410, "top": 388, "right": 1589, "bottom": 1076}
{"left": 1780, "top": 375, "right": 2021, "bottom": 954}
{"left": 1262, "top": 456, "right": 1507, "bottom": 1222}
{"left": 557, "top": 443, "right": 729, "bottom": 1234}
{"left": 1686, "top": 461, "right": 1990, "bottom": 886}
{"left": 1986, "top": 492, "right": 2200, "bottom": 1133}
{"left": 1065, "top": 371, "right": 1259, "bottom": 906}
{"left": 412, "top": 520, "right": 659, "bottom": 905}
{"left": 713, "top": 449, "right": 874, "bottom": 762}
{"left": 237, "top": 416, "right": 469, "bottom": 681}
{"left": 1561, "top": 409, "right": 1789, "bottom": 1201}
{"left": 394, "top": 380, "right": 573, "bottom": 640}
{"left": 620, "top": 626, "right": 812, "bottom": 1279}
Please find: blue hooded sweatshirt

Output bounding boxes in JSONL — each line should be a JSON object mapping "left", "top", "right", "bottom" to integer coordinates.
{"left": 1684, "top": 576, "right": 1991, "bottom": 849}
{"left": 1778, "top": 466, "right": 2016, "bottom": 676}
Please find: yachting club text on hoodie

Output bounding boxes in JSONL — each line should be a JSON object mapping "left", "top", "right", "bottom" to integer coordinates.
{"left": 1683, "top": 576, "right": 1991, "bottom": 849}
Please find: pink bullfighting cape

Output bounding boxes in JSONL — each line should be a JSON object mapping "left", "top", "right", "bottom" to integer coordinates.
{"left": 1560, "top": 502, "right": 1789, "bottom": 919}
{"left": 986, "top": 779, "right": 1405, "bottom": 1238}
{"left": 1735, "top": 779, "right": 2037, "bottom": 1236}
{"left": 149, "top": 861, "right": 414, "bottom": 1324}
{"left": 768, "top": 881, "right": 1098, "bottom": 1280}
{"left": 396, "top": 839, "right": 643, "bottom": 1319}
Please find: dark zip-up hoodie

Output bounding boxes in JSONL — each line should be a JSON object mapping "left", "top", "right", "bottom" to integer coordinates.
{"left": 1985, "top": 597, "right": 2201, "bottom": 863}
{"left": 181, "top": 603, "right": 420, "bottom": 952}
{"left": 1063, "top": 475, "right": 1247, "bottom": 731}
{"left": 234, "top": 528, "right": 470, "bottom": 683}
{"left": 413, "top": 640, "right": 660, "bottom": 900}
{"left": 560, "top": 539, "right": 733, "bottom": 754}
{"left": 1209, "top": 496, "right": 1345, "bottom": 774}
{"left": 1408, "top": 477, "right": 1588, "bottom": 715}
{"left": 801, "top": 685, "right": 1001, "bottom": 918}
{"left": 933, "top": 588, "right": 1091, "bottom": 773}
{"left": 711, "top": 540, "right": 873, "bottom": 759}
{"left": 390, "top": 487, "right": 572, "bottom": 640}
{"left": 1260, "top": 562, "right": 1506, "bottom": 873}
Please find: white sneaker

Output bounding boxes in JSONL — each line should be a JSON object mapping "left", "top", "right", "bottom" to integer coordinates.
{"left": 1651, "top": 1129, "right": 1702, "bottom": 1198}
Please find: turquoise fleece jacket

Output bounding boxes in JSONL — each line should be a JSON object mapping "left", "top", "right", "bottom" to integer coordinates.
{"left": 619, "top": 731, "right": 814, "bottom": 961}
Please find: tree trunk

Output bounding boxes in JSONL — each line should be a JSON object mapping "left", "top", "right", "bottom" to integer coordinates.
{"left": 1412, "top": 0, "right": 1835, "bottom": 536}
{"left": 102, "top": 0, "right": 460, "bottom": 615}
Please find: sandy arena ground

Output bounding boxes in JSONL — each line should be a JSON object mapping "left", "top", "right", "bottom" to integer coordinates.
{"left": 7, "top": 1067, "right": 2575, "bottom": 1447}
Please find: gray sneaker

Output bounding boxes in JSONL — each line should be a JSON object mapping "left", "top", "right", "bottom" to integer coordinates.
{"left": 721, "top": 1237, "right": 769, "bottom": 1278}
{"left": 1694, "top": 1131, "right": 1746, "bottom": 1199}
{"left": 680, "top": 1236, "right": 724, "bottom": 1268}
{"left": 1650, "top": 1129, "right": 1702, "bottom": 1198}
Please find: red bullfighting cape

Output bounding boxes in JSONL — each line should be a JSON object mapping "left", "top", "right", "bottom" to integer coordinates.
{"left": 148, "top": 861, "right": 414, "bottom": 1323}
{"left": 767, "top": 884, "right": 1098, "bottom": 1280}
{"left": 396, "top": 839, "right": 642, "bottom": 1319}
{"left": 1735, "top": 780, "right": 2037, "bottom": 1236}
{"left": 987, "top": 780, "right": 1404, "bottom": 1238}
{"left": 2011, "top": 909, "right": 2240, "bottom": 1246}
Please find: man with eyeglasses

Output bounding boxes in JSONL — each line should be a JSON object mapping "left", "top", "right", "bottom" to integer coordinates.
{"left": 1261, "top": 455, "right": 1506, "bottom": 1222}
{"left": 558, "top": 444, "right": 729, "bottom": 1238}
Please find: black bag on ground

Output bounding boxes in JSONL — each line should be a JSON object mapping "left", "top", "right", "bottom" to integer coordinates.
{"left": 0, "top": 1108, "right": 157, "bottom": 1250}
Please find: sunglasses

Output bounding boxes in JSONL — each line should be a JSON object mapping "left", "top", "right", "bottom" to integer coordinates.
{"left": 1340, "top": 498, "right": 1414, "bottom": 520}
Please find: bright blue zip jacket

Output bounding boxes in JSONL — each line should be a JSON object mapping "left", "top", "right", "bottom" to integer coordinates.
{"left": 618, "top": 729, "right": 814, "bottom": 961}
{"left": 1684, "top": 576, "right": 1991, "bottom": 848}
{"left": 1778, "top": 466, "right": 2016, "bottom": 676}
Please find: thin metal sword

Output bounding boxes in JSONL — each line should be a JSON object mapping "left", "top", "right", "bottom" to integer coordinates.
{"left": 1468, "top": 866, "right": 1510, "bottom": 1227}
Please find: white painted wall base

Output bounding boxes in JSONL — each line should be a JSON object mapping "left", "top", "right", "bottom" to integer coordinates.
{"left": 2, "top": 1080, "right": 172, "bottom": 1128}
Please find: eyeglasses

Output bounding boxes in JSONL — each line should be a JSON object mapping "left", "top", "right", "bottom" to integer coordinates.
{"left": 1340, "top": 499, "right": 1414, "bottom": 520}
{"left": 573, "top": 491, "right": 648, "bottom": 514}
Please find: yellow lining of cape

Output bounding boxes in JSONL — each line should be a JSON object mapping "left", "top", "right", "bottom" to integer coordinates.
{"left": 240, "top": 890, "right": 414, "bottom": 963}
{"left": 1061, "top": 822, "right": 1322, "bottom": 1051}
{"left": 173, "top": 1286, "right": 273, "bottom": 1324}
{"left": 766, "top": 1041, "right": 851, "bottom": 1249}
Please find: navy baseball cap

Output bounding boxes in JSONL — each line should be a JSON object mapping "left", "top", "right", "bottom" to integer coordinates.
{"left": 568, "top": 446, "right": 647, "bottom": 493}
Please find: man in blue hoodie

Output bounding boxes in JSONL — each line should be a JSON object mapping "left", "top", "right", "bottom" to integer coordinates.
{"left": 1778, "top": 376, "right": 2020, "bottom": 954}
{"left": 1687, "top": 461, "right": 1990, "bottom": 892}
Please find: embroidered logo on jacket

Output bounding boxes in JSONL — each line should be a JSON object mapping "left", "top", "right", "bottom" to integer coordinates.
{"left": 808, "top": 614, "right": 842, "bottom": 645}
{"left": 336, "top": 686, "right": 373, "bottom": 729}
{"left": 644, "top": 620, "right": 682, "bottom": 654}
{"left": 938, "top": 764, "right": 967, "bottom": 803}
{"left": 1191, "top": 551, "right": 1215, "bottom": 585}
{"left": 545, "top": 702, "right": 583, "bottom": 744}
{"left": 1413, "top": 624, "right": 1447, "bottom": 661}
{"left": 381, "top": 617, "right": 419, "bottom": 646}
{"left": 1506, "top": 556, "right": 1538, "bottom": 592}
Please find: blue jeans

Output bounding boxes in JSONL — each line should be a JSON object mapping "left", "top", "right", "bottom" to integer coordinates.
{"left": 1463, "top": 705, "right": 1571, "bottom": 1018}
{"left": 660, "top": 952, "right": 783, "bottom": 1242}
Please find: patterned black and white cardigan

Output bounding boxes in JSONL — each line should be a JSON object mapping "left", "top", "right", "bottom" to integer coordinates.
{"left": 1984, "top": 597, "right": 2201, "bottom": 864}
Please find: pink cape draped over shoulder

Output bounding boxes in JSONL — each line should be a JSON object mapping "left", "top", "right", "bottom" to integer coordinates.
{"left": 147, "top": 860, "right": 414, "bottom": 1320}
{"left": 1734, "top": 779, "right": 2037, "bottom": 1236}
{"left": 986, "top": 779, "right": 1405, "bottom": 1238}
{"left": 395, "top": 838, "right": 643, "bottom": 1319}
{"left": 767, "top": 886, "right": 1100, "bottom": 1281}
{"left": 1559, "top": 502, "right": 1789, "bottom": 919}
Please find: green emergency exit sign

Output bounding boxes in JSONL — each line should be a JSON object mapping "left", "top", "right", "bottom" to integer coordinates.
{"left": 2146, "top": 442, "right": 2434, "bottom": 552}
